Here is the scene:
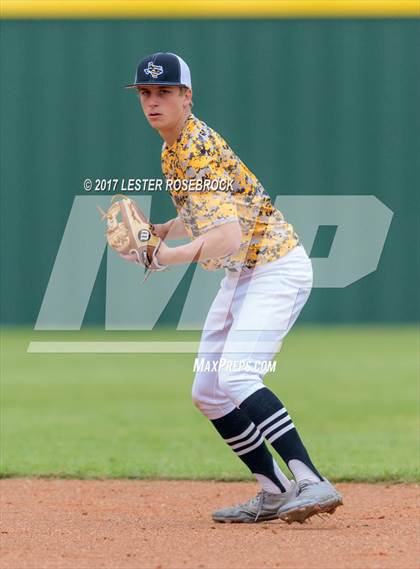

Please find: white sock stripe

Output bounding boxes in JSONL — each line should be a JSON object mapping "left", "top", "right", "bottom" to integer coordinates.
{"left": 235, "top": 435, "right": 264, "bottom": 456}
{"left": 267, "top": 422, "right": 295, "bottom": 444}
{"left": 229, "top": 427, "right": 261, "bottom": 450}
{"left": 260, "top": 414, "right": 291, "bottom": 438}
{"left": 256, "top": 408, "right": 288, "bottom": 431}
{"left": 224, "top": 422, "right": 255, "bottom": 444}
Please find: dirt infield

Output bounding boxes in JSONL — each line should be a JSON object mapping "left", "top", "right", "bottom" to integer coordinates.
{"left": 0, "top": 480, "right": 418, "bottom": 569}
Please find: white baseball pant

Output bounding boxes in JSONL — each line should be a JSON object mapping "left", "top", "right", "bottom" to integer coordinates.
{"left": 192, "top": 245, "right": 313, "bottom": 419}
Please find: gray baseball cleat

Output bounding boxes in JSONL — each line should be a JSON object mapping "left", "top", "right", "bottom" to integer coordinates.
{"left": 278, "top": 478, "right": 343, "bottom": 524}
{"left": 212, "top": 481, "right": 297, "bottom": 523}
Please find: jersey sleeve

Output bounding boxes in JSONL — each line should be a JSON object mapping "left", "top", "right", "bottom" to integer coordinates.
{"left": 176, "top": 189, "right": 238, "bottom": 235}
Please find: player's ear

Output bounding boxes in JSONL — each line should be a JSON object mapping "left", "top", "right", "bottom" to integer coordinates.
{"left": 183, "top": 87, "right": 193, "bottom": 109}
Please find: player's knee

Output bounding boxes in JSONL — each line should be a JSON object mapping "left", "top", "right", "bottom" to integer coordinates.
{"left": 218, "top": 369, "right": 262, "bottom": 406}
{"left": 217, "top": 370, "right": 236, "bottom": 398}
{"left": 191, "top": 382, "right": 219, "bottom": 420}
{"left": 192, "top": 372, "right": 236, "bottom": 419}
{"left": 191, "top": 375, "right": 208, "bottom": 411}
{"left": 191, "top": 385, "right": 203, "bottom": 409}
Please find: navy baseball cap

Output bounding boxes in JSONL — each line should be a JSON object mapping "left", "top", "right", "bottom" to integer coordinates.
{"left": 125, "top": 52, "right": 192, "bottom": 89}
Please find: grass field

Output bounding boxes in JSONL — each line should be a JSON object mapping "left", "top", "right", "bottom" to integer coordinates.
{"left": 1, "top": 326, "right": 418, "bottom": 482}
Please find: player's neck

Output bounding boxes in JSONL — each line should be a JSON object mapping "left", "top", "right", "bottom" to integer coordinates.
{"left": 159, "top": 110, "right": 191, "bottom": 147}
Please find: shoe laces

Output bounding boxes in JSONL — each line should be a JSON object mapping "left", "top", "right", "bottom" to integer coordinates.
{"left": 245, "top": 490, "right": 267, "bottom": 522}
{"left": 255, "top": 491, "right": 267, "bottom": 522}
{"left": 234, "top": 491, "right": 267, "bottom": 522}
{"left": 237, "top": 490, "right": 261, "bottom": 508}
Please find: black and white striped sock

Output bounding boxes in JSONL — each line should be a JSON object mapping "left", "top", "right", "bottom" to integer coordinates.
{"left": 239, "top": 388, "right": 322, "bottom": 483}
{"left": 211, "top": 407, "right": 291, "bottom": 493}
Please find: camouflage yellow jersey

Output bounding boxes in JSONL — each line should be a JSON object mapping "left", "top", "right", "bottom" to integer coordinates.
{"left": 161, "top": 114, "right": 299, "bottom": 271}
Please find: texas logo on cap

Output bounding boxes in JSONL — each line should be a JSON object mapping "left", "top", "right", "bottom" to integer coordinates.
{"left": 144, "top": 62, "right": 164, "bottom": 80}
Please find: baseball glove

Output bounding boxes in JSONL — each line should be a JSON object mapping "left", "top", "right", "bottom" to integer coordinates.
{"left": 98, "top": 196, "right": 167, "bottom": 276}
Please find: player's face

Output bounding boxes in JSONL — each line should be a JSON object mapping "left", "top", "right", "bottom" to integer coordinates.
{"left": 137, "top": 85, "right": 191, "bottom": 130}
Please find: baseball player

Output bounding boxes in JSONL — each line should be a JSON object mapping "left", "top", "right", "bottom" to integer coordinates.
{"left": 125, "top": 52, "right": 342, "bottom": 523}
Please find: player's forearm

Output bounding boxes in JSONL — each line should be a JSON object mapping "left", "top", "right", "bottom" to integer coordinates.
{"left": 159, "top": 222, "right": 242, "bottom": 266}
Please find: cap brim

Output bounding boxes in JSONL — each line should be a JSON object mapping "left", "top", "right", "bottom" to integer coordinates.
{"left": 125, "top": 82, "right": 190, "bottom": 89}
{"left": 124, "top": 81, "right": 189, "bottom": 89}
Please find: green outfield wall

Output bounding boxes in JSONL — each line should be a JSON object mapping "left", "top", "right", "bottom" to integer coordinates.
{"left": 1, "top": 19, "right": 419, "bottom": 325}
